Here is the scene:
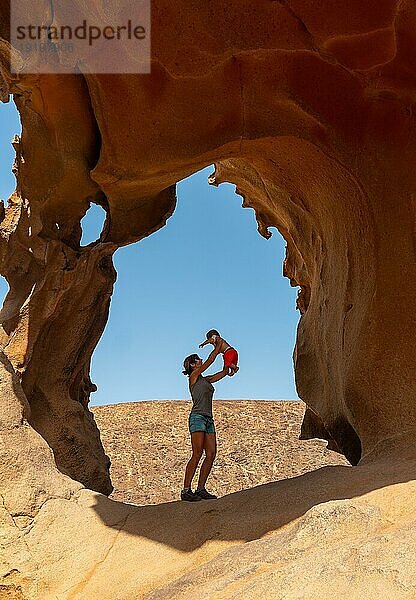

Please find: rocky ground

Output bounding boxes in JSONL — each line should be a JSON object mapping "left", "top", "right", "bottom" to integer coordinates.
{"left": 92, "top": 400, "right": 349, "bottom": 505}
{"left": 5, "top": 396, "right": 416, "bottom": 599}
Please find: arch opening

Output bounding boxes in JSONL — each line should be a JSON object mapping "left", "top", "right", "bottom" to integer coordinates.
{"left": 0, "top": 99, "right": 370, "bottom": 495}
{"left": 80, "top": 202, "right": 107, "bottom": 246}
{"left": 0, "top": 99, "right": 22, "bottom": 317}
{"left": 86, "top": 165, "right": 353, "bottom": 505}
{"left": 89, "top": 165, "right": 300, "bottom": 406}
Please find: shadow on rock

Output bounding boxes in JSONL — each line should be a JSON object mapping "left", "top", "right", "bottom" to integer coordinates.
{"left": 91, "top": 458, "right": 415, "bottom": 552}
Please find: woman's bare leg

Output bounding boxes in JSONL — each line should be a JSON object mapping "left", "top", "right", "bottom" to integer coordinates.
{"left": 184, "top": 431, "right": 205, "bottom": 488}
{"left": 197, "top": 433, "right": 217, "bottom": 490}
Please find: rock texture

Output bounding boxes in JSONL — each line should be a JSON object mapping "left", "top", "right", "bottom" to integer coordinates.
{"left": 2, "top": 395, "right": 416, "bottom": 600}
{"left": 3, "top": 448, "right": 416, "bottom": 599}
{"left": 0, "top": 0, "right": 416, "bottom": 598}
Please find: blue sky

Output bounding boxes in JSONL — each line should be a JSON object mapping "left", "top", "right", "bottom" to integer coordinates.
{"left": 0, "top": 99, "right": 300, "bottom": 404}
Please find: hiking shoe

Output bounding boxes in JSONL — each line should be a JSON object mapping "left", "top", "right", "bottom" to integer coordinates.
{"left": 181, "top": 489, "right": 202, "bottom": 502}
{"left": 194, "top": 488, "right": 217, "bottom": 500}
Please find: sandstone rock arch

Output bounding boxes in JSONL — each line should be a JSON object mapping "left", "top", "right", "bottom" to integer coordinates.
{"left": 0, "top": 0, "right": 415, "bottom": 502}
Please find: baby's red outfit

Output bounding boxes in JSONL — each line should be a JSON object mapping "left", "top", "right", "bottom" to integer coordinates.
{"left": 223, "top": 348, "right": 238, "bottom": 368}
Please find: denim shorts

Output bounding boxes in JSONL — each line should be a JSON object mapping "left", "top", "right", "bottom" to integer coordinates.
{"left": 189, "top": 412, "right": 216, "bottom": 434}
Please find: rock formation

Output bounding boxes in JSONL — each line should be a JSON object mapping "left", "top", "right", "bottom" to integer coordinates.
{"left": 1, "top": 0, "right": 415, "bottom": 485}
{"left": 0, "top": 0, "right": 416, "bottom": 597}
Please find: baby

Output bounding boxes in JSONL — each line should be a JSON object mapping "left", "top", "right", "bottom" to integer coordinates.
{"left": 199, "top": 329, "right": 239, "bottom": 376}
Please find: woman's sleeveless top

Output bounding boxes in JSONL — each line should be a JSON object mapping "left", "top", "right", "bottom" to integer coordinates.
{"left": 190, "top": 375, "right": 214, "bottom": 417}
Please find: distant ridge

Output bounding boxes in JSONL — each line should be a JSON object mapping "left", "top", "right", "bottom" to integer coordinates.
{"left": 91, "top": 397, "right": 300, "bottom": 406}
{"left": 92, "top": 400, "right": 348, "bottom": 506}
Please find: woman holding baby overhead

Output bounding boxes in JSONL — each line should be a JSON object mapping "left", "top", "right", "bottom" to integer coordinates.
{"left": 181, "top": 333, "right": 231, "bottom": 502}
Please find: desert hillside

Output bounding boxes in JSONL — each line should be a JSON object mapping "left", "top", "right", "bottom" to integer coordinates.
{"left": 92, "top": 400, "right": 349, "bottom": 505}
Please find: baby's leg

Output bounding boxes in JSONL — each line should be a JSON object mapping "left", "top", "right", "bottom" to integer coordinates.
{"left": 229, "top": 363, "right": 239, "bottom": 376}
{"left": 223, "top": 360, "right": 232, "bottom": 376}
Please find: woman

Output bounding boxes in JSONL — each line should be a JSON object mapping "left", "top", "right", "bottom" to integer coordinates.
{"left": 181, "top": 343, "right": 229, "bottom": 501}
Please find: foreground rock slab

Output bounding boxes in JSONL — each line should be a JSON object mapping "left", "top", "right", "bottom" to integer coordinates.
{"left": 2, "top": 459, "right": 416, "bottom": 599}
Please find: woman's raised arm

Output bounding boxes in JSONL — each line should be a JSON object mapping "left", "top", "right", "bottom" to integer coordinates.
{"left": 205, "top": 366, "right": 229, "bottom": 383}
{"left": 189, "top": 343, "right": 221, "bottom": 385}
